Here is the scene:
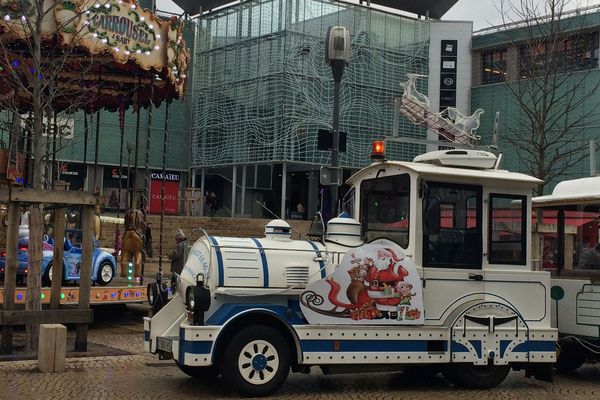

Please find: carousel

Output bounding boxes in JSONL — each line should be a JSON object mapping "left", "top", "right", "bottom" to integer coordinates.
{"left": 0, "top": 0, "right": 190, "bottom": 353}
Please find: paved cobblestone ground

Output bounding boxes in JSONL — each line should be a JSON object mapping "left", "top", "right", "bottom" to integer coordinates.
{"left": 1, "top": 306, "right": 599, "bottom": 400}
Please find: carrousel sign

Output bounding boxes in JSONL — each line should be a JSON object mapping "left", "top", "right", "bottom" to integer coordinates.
{"left": 0, "top": 0, "right": 189, "bottom": 102}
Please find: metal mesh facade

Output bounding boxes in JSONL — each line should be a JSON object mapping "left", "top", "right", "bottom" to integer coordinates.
{"left": 191, "top": 0, "right": 430, "bottom": 169}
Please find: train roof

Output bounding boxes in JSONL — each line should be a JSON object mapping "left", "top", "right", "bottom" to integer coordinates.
{"left": 348, "top": 150, "right": 541, "bottom": 187}
{"left": 348, "top": 159, "right": 542, "bottom": 187}
{"left": 533, "top": 176, "right": 600, "bottom": 207}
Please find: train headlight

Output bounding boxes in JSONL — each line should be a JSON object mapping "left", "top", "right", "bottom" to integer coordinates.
{"left": 147, "top": 283, "right": 155, "bottom": 306}
{"left": 170, "top": 273, "right": 179, "bottom": 293}
{"left": 186, "top": 286, "right": 195, "bottom": 311}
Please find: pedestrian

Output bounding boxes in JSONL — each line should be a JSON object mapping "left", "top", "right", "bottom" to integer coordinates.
{"left": 204, "top": 190, "right": 217, "bottom": 217}
{"left": 145, "top": 222, "right": 153, "bottom": 258}
{"left": 210, "top": 192, "right": 217, "bottom": 215}
{"left": 577, "top": 243, "right": 600, "bottom": 269}
{"left": 169, "top": 228, "right": 187, "bottom": 275}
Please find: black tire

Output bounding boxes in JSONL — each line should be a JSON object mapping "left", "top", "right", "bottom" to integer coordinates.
{"left": 42, "top": 262, "right": 53, "bottom": 286}
{"left": 556, "top": 352, "right": 586, "bottom": 372}
{"left": 219, "top": 325, "right": 290, "bottom": 397}
{"left": 96, "top": 261, "right": 114, "bottom": 286}
{"left": 175, "top": 360, "right": 219, "bottom": 379}
{"left": 443, "top": 363, "right": 510, "bottom": 389}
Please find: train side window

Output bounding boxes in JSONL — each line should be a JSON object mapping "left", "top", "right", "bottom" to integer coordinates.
{"left": 423, "top": 182, "right": 482, "bottom": 269}
{"left": 489, "top": 194, "right": 526, "bottom": 265}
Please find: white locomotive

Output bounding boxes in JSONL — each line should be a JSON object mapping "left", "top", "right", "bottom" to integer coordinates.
{"left": 145, "top": 147, "right": 557, "bottom": 397}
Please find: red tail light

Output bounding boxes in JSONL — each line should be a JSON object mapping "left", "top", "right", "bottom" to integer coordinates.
{"left": 19, "top": 246, "right": 28, "bottom": 251}
{"left": 0, "top": 252, "right": 6, "bottom": 258}
{"left": 24, "top": 269, "right": 28, "bottom": 274}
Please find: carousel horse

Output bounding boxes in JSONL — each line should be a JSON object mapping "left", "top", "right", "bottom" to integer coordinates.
{"left": 121, "top": 207, "right": 146, "bottom": 279}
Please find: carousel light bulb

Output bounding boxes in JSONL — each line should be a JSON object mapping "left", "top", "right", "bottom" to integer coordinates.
{"left": 114, "top": 47, "right": 120, "bottom": 52}
{"left": 140, "top": 17, "right": 145, "bottom": 21}
{"left": 145, "top": 51, "right": 150, "bottom": 55}
{"left": 182, "top": 74, "right": 187, "bottom": 78}
{"left": 156, "top": 34, "right": 161, "bottom": 39}
{"left": 104, "top": 3, "right": 110, "bottom": 8}
{"left": 125, "top": 50, "right": 131, "bottom": 55}
{"left": 86, "top": 10, "right": 90, "bottom": 14}
{"left": 4, "top": 15, "right": 10, "bottom": 21}
{"left": 131, "top": 4, "right": 136, "bottom": 9}
{"left": 93, "top": 33, "right": 98, "bottom": 37}
{"left": 21, "top": 16, "right": 26, "bottom": 21}
{"left": 83, "top": 21, "right": 89, "bottom": 25}
{"left": 136, "top": 49, "right": 141, "bottom": 54}
{"left": 154, "top": 45, "right": 160, "bottom": 50}
{"left": 94, "top": 3, "right": 100, "bottom": 8}
{"left": 148, "top": 24, "right": 153, "bottom": 30}
{"left": 102, "top": 38, "right": 108, "bottom": 43}
{"left": 118, "top": 0, "right": 122, "bottom": 3}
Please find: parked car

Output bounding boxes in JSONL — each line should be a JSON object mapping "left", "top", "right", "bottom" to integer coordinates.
{"left": 0, "top": 230, "right": 116, "bottom": 286}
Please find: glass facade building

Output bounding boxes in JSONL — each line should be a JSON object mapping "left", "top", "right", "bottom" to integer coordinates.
{"left": 190, "top": 0, "right": 430, "bottom": 172}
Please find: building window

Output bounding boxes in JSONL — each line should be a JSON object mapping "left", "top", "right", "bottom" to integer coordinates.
{"left": 481, "top": 48, "right": 508, "bottom": 84}
{"left": 519, "top": 31, "right": 599, "bottom": 78}
{"left": 488, "top": 194, "right": 526, "bottom": 265}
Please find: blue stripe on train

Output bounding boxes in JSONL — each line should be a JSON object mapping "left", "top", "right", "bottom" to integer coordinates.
{"left": 306, "top": 241, "right": 326, "bottom": 278}
{"left": 301, "top": 340, "right": 438, "bottom": 353}
{"left": 206, "top": 304, "right": 305, "bottom": 326}
{"left": 208, "top": 236, "right": 224, "bottom": 286}
{"left": 250, "top": 238, "right": 269, "bottom": 287}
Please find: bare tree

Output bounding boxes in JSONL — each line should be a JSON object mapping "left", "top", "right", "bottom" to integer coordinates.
{"left": 497, "top": 0, "right": 600, "bottom": 195}
{"left": 0, "top": 0, "right": 99, "bottom": 352}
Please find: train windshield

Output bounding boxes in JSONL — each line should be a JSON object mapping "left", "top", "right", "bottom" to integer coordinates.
{"left": 360, "top": 174, "right": 410, "bottom": 248}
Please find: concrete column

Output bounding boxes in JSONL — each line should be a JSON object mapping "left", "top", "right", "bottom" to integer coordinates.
{"left": 231, "top": 166, "right": 237, "bottom": 218}
{"left": 199, "top": 167, "right": 205, "bottom": 216}
{"left": 280, "top": 162, "right": 287, "bottom": 219}
{"left": 241, "top": 165, "right": 247, "bottom": 217}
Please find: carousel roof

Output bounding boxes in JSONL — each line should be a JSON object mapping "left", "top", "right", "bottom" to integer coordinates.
{"left": 0, "top": 0, "right": 190, "bottom": 112}
{"left": 172, "top": 0, "right": 458, "bottom": 19}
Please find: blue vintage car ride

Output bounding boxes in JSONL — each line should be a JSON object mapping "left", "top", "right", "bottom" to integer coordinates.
{"left": 0, "top": 231, "right": 116, "bottom": 286}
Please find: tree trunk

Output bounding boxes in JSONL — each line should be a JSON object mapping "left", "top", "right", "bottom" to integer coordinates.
{"left": 25, "top": 8, "right": 45, "bottom": 353}
{"left": 25, "top": 204, "right": 43, "bottom": 353}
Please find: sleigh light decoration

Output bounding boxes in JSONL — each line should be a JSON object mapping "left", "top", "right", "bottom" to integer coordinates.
{"left": 398, "top": 74, "right": 483, "bottom": 146}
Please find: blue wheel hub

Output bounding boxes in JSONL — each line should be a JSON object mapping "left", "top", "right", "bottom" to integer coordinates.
{"left": 252, "top": 354, "right": 268, "bottom": 371}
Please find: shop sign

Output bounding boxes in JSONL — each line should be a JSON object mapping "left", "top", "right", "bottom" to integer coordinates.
{"left": 150, "top": 181, "right": 179, "bottom": 214}
{"left": 150, "top": 171, "right": 180, "bottom": 181}
{"left": 105, "top": 166, "right": 128, "bottom": 181}
{"left": 60, "top": 162, "right": 83, "bottom": 177}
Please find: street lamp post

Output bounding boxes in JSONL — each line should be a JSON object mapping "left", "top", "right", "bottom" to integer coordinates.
{"left": 325, "top": 26, "right": 350, "bottom": 221}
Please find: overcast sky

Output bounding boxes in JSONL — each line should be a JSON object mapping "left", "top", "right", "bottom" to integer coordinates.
{"left": 155, "top": 0, "right": 600, "bottom": 31}
{"left": 444, "top": 0, "right": 600, "bottom": 31}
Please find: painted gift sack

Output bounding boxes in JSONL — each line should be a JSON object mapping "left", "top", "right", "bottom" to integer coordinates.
{"left": 300, "top": 239, "right": 424, "bottom": 325}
